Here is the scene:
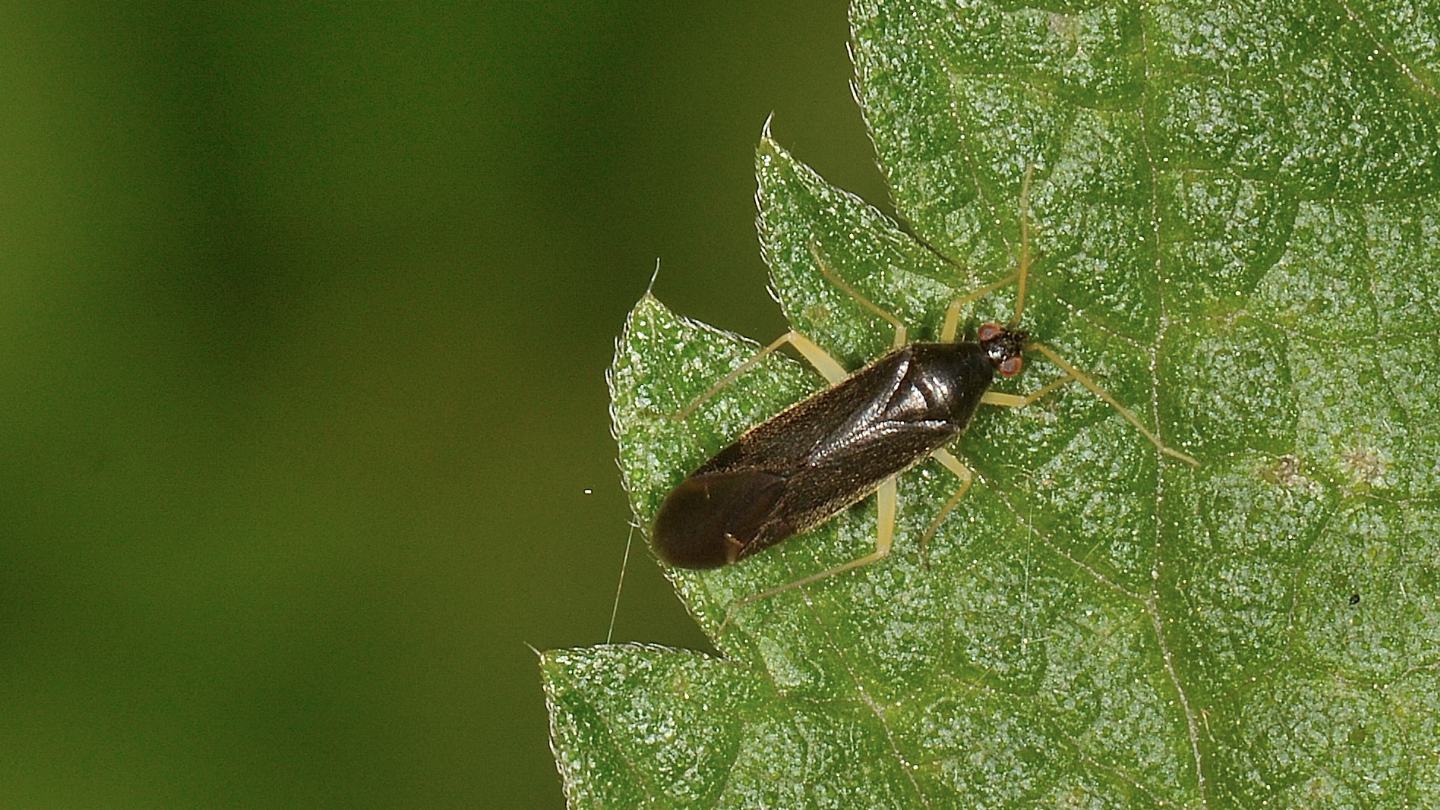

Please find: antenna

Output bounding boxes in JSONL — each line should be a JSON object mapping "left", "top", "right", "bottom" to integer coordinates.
{"left": 1012, "top": 163, "right": 1035, "bottom": 326}
{"left": 605, "top": 524, "right": 636, "bottom": 644}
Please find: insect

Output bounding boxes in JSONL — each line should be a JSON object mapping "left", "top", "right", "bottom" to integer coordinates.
{"left": 651, "top": 170, "right": 1198, "bottom": 621}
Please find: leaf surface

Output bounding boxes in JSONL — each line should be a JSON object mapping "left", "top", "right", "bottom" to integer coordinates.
{"left": 544, "top": 2, "right": 1440, "bottom": 806}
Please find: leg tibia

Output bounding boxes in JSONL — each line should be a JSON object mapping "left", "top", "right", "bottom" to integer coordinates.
{"left": 922, "top": 448, "right": 974, "bottom": 558}
{"left": 940, "top": 272, "right": 1018, "bottom": 344}
{"left": 720, "top": 476, "right": 898, "bottom": 633}
{"left": 808, "top": 242, "right": 909, "bottom": 349}
{"left": 673, "top": 330, "right": 847, "bottom": 421}
{"left": 980, "top": 373, "right": 1075, "bottom": 408}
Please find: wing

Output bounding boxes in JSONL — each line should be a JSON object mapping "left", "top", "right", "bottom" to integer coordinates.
{"left": 655, "top": 347, "right": 963, "bottom": 566}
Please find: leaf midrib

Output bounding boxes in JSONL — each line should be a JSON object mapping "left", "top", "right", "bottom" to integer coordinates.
{"left": 1133, "top": 5, "right": 1213, "bottom": 804}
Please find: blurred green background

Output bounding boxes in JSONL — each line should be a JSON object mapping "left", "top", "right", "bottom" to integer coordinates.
{"left": 0, "top": 2, "right": 888, "bottom": 807}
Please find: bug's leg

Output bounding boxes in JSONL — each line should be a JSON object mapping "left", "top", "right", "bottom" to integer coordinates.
{"left": 939, "top": 272, "right": 1019, "bottom": 343}
{"left": 721, "top": 476, "right": 898, "bottom": 630}
{"left": 1027, "top": 341, "right": 1200, "bottom": 467}
{"left": 979, "top": 372, "right": 1076, "bottom": 408}
{"left": 673, "top": 330, "right": 847, "bottom": 421}
{"left": 807, "top": 242, "right": 908, "bottom": 349}
{"left": 939, "top": 165, "right": 1038, "bottom": 342}
{"left": 920, "top": 448, "right": 973, "bottom": 561}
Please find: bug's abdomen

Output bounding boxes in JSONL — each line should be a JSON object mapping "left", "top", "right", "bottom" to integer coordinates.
{"left": 651, "top": 469, "right": 788, "bottom": 568}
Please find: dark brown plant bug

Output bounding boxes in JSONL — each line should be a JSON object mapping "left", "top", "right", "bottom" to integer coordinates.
{"left": 652, "top": 169, "right": 1199, "bottom": 622}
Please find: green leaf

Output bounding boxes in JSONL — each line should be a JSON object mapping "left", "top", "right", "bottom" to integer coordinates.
{"left": 543, "top": 1, "right": 1440, "bottom": 806}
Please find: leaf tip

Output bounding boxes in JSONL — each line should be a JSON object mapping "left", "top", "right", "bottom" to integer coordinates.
{"left": 756, "top": 118, "right": 787, "bottom": 162}
{"left": 628, "top": 289, "right": 670, "bottom": 320}
{"left": 646, "top": 256, "right": 662, "bottom": 297}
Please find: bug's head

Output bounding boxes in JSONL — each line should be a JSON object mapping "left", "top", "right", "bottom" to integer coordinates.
{"left": 978, "top": 322, "right": 1028, "bottom": 378}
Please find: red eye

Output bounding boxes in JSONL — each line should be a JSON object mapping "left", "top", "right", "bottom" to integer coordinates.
{"left": 998, "top": 357, "right": 1023, "bottom": 377}
{"left": 978, "top": 322, "right": 1003, "bottom": 342}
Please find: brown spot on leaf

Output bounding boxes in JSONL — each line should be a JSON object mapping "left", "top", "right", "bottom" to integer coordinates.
{"left": 1341, "top": 445, "right": 1386, "bottom": 487}
{"left": 1262, "top": 454, "right": 1302, "bottom": 486}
